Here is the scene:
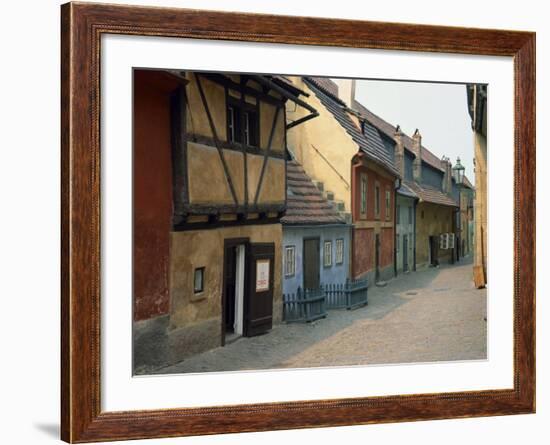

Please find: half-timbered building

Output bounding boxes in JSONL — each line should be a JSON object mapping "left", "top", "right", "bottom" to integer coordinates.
{"left": 133, "top": 69, "right": 314, "bottom": 372}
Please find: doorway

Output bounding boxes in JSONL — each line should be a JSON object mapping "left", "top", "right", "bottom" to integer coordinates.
{"left": 223, "top": 240, "right": 247, "bottom": 344}
{"left": 375, "top": 234, "right": 381, "bottom": 281}
{"left": 403, "top": 234, "right": 409, "bottom": 272}
{"left": 303, "top": 238, "right": 320, "bottom": 290}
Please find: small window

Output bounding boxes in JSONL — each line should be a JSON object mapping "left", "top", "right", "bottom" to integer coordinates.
{"left": 360, "top": 173, "right": 367, "bottom": 215}
{"left": 408, "top": 206, "right": 413, "bottom": 224}
{"left": 227, "top": 101, "right": 258, "bottom": 146}
{"left": 284, "top": 246, "right": 295, "bottom": 277}
{"left": 385, "top": 190, "right": 391, "bottom": 221}
{"left": 324, "top": 241, "right": 332, "bottom": 267}
{"left": 396, "top": 205, "right": 401, "bottom": 224}
{"left": 193, "top": 267, "right": 205, "bottom": 293}
{"left": 375, "top": 183, "right": 381, "bottom": 218}
{"left": 335, "top": 239, "right": 344, "bottom": 265}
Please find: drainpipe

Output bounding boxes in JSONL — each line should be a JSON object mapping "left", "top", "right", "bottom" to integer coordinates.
{"left": 394, "top": 189, "right": 398, "bottom": 277}
{"left": 413, "top": 199, "right": 418, "bottom": 271}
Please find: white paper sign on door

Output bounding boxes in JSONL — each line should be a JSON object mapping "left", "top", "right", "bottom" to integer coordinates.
{"left": 255, "top": 259, "right": 270, "bottom": 292}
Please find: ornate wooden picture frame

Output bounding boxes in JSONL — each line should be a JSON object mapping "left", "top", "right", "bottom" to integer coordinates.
{"left": 61, "top": 2, "right": 535, "bottom": 442}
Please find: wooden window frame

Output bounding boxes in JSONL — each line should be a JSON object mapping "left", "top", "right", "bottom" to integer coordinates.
{"left": 374, "top": 181, "right": 381, "bottom": 219}
{"left": 335, "top": 238, "right": 344, "bottom": 265}
{"left": 226, "top": 96, "right": 260, "bottom": 147}
{"left": 284, "top": 245, "right": 296, "bottom": 277}
{"left": 385, "top": 189, "right": 391, "bottom": 221}
{"left": 193, "top": 267, "right": 205, "bottom": 294}
{"left": 360, "top": 172, "right": 368, "bottom": 217}
{"left": 61, "top": 3, "right": 535, "bottom": 442}
{"left": 323, "top": 240, "right": 333, "bottom": 268}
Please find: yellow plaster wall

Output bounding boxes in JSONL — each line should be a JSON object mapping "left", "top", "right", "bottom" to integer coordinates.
{"left": 185, "top": 74, "right": 227, "bottom": 140}
{"left": 260, "top": 101, "right": 285, "bottom": 153}
{"left": 285, "top": 77, "right": 356, "bottom": 211}
{"left": 246, "top": 155, "right": 285, "bottom": 204}
{"left": 187, "top": 142, "right": 240, "bottom": 204}
{"left": 474, "top": 132, "right": 487, "bottom": 273}
{"left": 169, "top": 224, "right": 283, "bottom": 329}
{"left": 416, "top": 202, "right": 455, "bottom": 267}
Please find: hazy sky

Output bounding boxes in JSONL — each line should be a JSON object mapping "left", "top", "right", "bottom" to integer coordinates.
{"left": 354, "top": 80, "right": 475, "bottom": 181}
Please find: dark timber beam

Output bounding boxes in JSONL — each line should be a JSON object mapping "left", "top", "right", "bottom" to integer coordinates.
{"left": 254, "top": 106, "right": 281, "bottom": 206}
{"left": 195, "top": 73, "right": 239, "bottom": 207}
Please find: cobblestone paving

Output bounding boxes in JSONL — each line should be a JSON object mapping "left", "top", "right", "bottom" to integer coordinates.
{"left": 158, "top": 257, "right": 486, "bottom": 374}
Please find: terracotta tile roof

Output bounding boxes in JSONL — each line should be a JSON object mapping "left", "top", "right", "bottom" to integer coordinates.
{"left": 282, "top": 160, "right": 347, "bottom": 225}
{"left": 351, "top": 100, "right": 445, "bottom": 172}
{"left": 305, "top": 77, "right": 400, "bottom": 177}
{"left": 403, "top": 180, "right": 458, "bottom": 207}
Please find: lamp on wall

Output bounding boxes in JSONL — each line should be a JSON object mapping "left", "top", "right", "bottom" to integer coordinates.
{"left": 452, "top": 157, "right": 465, "bottom": 185}
{"left": 452, "top": 157, "right": 466, "bottom": 262}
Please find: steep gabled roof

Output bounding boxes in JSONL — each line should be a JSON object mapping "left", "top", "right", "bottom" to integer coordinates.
{"left": 403, "top": 180, "right": 457, "bottom": 207}
{"left": 351, "top": 100, "right": 445, "bottom": 173}
{"left": 305, "top": 77, "right": 400, "bottom": 177}
{"left": 282, "top": 161, "right": 346, "bottom": 225}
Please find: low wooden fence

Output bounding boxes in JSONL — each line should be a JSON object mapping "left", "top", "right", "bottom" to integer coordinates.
{"left": 283, "top": 278, "right": 368, "bottom": 323}
{"left": 283, "top": 287, "right": 327, "bottom": 323}
{"left": 325, "top": 278, "right": 369, "bottom": 310}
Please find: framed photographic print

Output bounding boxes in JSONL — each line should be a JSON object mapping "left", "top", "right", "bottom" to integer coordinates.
{"left": 61, "top": 2, "right": 535, "bottom": 442}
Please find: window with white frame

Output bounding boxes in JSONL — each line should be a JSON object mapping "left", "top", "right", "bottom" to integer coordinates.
{"left": 284, "top": 246, "right": 295, "bottom": 277}
{"left": 324, "top": 240, "right": 332, "bottom": 267}
{"left": 360, "top": 173, "right": 367, "bottom": 216}
{"left": 375, "top": 182, "right": 381, "bottom": 218}
{"left": 385, "top": 189, "right": 391, "bottom": 221}
{"left": 335, "top": 239, "right": 344, "bottom": 265}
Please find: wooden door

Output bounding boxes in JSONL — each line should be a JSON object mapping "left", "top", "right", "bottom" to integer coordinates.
{"left": 375, "top": 234, "right": 381, "bottom": 281}
{"left": 429, "top": 235, "right": 439, "bottom": 266}
{"left": 244, "top": 243, "right": 274, "bottom": 337}
{"left": 303, "top": 238, "right": 320, "bottom": 290}
{"left": 403, "top": 234, "right": 408, "bottom": 272}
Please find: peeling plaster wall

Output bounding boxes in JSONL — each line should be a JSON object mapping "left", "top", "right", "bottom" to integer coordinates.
{"left": 169, "top": 223, "right": 283, "bottom": 333}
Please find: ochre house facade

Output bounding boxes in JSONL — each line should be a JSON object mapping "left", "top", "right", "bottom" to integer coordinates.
{"left": 133, "top": 69, "right": 312, "bottom": 373}
{"left": 468, "top": 84, "right": 487, "bottom": 288}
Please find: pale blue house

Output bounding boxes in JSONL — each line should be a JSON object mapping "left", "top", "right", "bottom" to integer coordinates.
{"left": 281, "top": 160, "right": 352, "bottom": 295}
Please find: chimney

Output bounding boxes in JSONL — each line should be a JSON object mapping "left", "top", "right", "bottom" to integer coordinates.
{"left": 333, "top": 78, "right": 356, "bottom": 109}
{"left": 393, "top": 125, "right": 405, "bottom": 178}
{"left": 412, "top": 128, "right": 422, "bottom": 183}
{"left": 441, "top": 156, "right": 452, "bottom": 194}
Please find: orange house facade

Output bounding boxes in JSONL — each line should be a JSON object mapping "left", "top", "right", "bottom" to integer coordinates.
{"left": 351, "top": 153, "right": 397, "bottom": 281}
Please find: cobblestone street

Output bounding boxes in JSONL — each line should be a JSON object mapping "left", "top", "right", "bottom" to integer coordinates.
{"left": 158, "top": 257, "right": 486, "bottom": 374}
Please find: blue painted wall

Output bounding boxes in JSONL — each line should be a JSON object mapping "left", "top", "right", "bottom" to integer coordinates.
{"left": 282, "top": 225, "right": 351, "bottom": 295}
